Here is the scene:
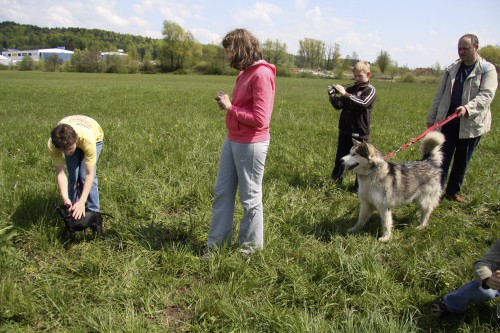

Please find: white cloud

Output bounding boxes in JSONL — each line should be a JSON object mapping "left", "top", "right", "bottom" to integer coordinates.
{"left": 234, "top": 2, "right": 282, "bottom": 25}
{"left": 305, "top": 6, "right": 322, "bottom": 24}
{"left": 295, "top": 0, "right": 308, "bottom": 10}
{"left": 47, "top": 6, "right": 79, "bottom": 27}
{"left": 157, "top": 3, "right": 205, "bottom": 25}
{"left": 95, "top": 5, "right": 128, "bottom": 27}
{"left": 190, "top": 28, "right": 222, "bottom": 45}
{"left": 338, "top": 31, "right": 363, "bottom": 47}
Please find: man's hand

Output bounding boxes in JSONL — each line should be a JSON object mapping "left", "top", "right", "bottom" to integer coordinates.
{"left": 485, "top": 270, "right": 500, "bottom": 290}
{"left": 456, "top": 106, "right": 468, "bottom": 117}
{"left": 334, "top": 84, "right": 346, "bottom": 95}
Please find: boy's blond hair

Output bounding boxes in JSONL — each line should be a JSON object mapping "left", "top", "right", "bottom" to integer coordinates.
{"left": 353, "top": 61, "right": 370, "bottom": 74}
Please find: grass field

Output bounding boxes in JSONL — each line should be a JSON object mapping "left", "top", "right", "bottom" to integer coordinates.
{"left": 1, "top": 71, "right": 499, "bottom": 332}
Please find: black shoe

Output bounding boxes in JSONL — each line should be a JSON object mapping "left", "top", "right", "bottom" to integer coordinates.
{"left": 432, "top": 298, "right": 451, "bottom": 318}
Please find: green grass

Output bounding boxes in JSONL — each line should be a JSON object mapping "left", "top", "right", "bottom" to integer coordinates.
{"left": 1, "top": 71, "right": 499, "bottom": 332}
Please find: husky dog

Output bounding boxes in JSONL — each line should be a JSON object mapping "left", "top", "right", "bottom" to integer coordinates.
{"left": 341, "top": 131, "right": 444, "bottom": 242}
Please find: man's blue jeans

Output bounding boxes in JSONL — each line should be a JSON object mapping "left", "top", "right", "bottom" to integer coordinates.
{"left": 65, "top": 140, "right": 103, "bottom": 212}
{"left": 440, "top": 121, "right": 481, "bottom": 194}
{"left": 444, "top": 280, "right": 500, "bottom": 314}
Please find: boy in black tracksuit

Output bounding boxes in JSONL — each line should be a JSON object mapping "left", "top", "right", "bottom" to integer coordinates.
{"left": 328, "top": 61, "right": 376, "bottom": 185}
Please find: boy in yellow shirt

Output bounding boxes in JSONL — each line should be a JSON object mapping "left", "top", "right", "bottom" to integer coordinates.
{"left": 48, "top": 115, "right": 104, "bottom": 219}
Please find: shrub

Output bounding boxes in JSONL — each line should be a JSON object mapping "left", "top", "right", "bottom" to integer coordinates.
{"left": 276, "top": 65, "right": 292, "bottom": 77}
{"left": 401, "top": 73, "right": 416, "bottom": 83}
{"left": 174, "top": 68, "right": 188, "bottom": 75}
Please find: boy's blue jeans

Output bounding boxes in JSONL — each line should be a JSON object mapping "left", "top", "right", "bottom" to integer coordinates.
{"left": 65, "top": 140, "right": 103, "bottom": 212}
{"left": 444, "top": 280, "right": 500, "bottom": 314}
{"left": 208, "top": 138, "right": 269, "bottom": 252}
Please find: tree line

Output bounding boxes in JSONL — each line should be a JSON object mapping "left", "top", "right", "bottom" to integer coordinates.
{"left": 2, "top": 21, "right": 499, "bottom": 78}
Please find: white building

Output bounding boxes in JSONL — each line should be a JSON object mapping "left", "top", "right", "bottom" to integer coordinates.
{"left": 0, "top": 55, "right": 12, "bottom": 66}
{"left": 100, "top": 49, "right": 128, "bottom": 61}
{"left": 1, "top": 47, "right": 74, "bottom": 64}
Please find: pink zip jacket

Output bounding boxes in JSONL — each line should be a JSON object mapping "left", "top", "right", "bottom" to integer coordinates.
{"left": 226, "top": 60, "right": 276, "bottom": 143}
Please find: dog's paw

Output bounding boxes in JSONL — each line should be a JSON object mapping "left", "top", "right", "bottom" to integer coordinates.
{"left": 347, "top": 227, "right": 358, "bottom": 234}
{"left": 416, "top": 224, "right": 427, "bottom": 230}
{"left": 378, "top": 234, "right": 392, "bottom": 242}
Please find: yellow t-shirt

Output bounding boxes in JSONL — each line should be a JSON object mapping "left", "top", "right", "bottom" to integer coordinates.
{"left": 48, "top": 115, "right": 104, "bottom": 168}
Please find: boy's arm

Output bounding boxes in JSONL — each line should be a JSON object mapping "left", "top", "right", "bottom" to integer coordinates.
{"left": 55, "top": 165, "right": 71, "bottom": 206}
{"left": 329, "top": 95, "right": 344, "bottom": 110}
{"left": 346, "top": 85, "right": 376, "bottom": 108}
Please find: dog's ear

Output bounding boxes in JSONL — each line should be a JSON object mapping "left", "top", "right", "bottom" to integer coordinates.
{"left": 352, "top": 139, "right": 360, "bottom": 146}
{"left": 366, "top": 144, "right": 385, "bottom": 161}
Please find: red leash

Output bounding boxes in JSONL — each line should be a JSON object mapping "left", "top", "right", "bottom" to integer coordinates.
{"left": 384, "top": 110, "right": 460, "bottom": 159}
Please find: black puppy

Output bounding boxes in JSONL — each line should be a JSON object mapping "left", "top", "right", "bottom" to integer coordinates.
{"left": 56, "top": 204, "right": 112, "bottom": 245}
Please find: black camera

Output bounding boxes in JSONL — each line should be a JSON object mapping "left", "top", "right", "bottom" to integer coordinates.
{"left": 328, "top": 86, "right": 337, "bottom": 95}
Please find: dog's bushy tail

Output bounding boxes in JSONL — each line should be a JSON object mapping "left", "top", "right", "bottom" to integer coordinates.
{"left": 421, "top": 131, "right": 445, "bottom": 166}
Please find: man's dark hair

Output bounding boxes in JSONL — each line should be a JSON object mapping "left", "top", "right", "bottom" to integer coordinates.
{"left": 461, "top": 34, "right": 479, "bottom": 48}
{"left": 51, "top": 124, "right": 77, "bottom": 150}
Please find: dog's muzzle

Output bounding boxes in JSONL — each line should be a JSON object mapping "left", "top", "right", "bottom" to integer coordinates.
{"left": 345, "top": 163, "right": 359, "bottom": 171}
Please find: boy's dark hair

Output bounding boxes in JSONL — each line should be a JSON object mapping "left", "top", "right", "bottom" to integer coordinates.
{"left": 51, "top": 124, "right": 77, "bottom": 150}
{"left": 222, "top": 28, "right": 262, "bottom": 71}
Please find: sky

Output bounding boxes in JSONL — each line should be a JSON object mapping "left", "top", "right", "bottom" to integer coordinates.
{"left": 1, "top": 0, "right": 499, "bottom": 69}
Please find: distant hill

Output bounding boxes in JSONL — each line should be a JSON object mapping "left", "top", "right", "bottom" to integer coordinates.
{"left": 0, "top": 21, "right": 161, "bottom": 59}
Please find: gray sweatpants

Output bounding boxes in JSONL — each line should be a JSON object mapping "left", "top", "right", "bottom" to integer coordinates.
{"left": 207, "top": 138, "right": 270, "bottom": 251}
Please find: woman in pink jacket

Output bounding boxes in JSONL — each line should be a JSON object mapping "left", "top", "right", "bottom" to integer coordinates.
{"left": 207, "top": 29, "right": 276, "bottom": 255}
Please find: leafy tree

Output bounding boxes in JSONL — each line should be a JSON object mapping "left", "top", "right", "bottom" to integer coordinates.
{"left": 158, "top": 21, "right": 201, "bottom": 72}
{"left": 296, "top": 37, "right": 325, "bottom": 69}
{"left": 342, "top": 55, "right": 352, "bottom": 71}
{"left": 19, "top": 55, "right": 34, "bottom": 71}
{"left": 71, "top": 48, "right": 99, "bottom": 73}
{"left": 375, "top": 50, "right": 391, "bottom": 74}
{"left": 351, "top": 51, "right": 359, "bottom": 63}
{"left": 388, "top": 61, "right": 399, "bottom": 80}
{"left": 45, "top": 53, "right": 63, "bottom": 72}
{"left": 141, "top": 50, "right": 157, "bottom": 74}
{"left": 325, "top": 43, "right": 342, "bottom": 70}
{"left": 431, "top": 61, "right": 442, "bottom": 77}
{"left": 105, "top": 55, "right": 127, "bottom": 73}
{"left": 263, "top": 39, "right": 288, "bottom": 66}
{"left": 197, "top": 44, "right": 225, "bottom": 74}
{"left": 479, "top": 45, "right": 500, "bottom": 72}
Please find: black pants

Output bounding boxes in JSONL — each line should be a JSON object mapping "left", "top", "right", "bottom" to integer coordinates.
{"left": 332, "top": 134, "right": 369, "bottom": 184}
{"left": 440, "top": 121, "right": 481, "bottom": 195}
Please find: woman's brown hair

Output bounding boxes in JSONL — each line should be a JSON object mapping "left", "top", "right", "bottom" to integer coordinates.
{"left": 222, "top": 29, "right": 263, "bottom": 71}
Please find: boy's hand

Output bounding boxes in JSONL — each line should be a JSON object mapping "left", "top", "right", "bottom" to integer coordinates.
{"left": 71, "top": 200, "right": 86, "bottom": 219}
{"left": 334, "top": 84, "right": 346, "bottom": 95}
{"left": 326, "top": 86, "right": 337, "bottom": 97}
{"left": 63, "top": 197, "right": 72, "bottom": 207}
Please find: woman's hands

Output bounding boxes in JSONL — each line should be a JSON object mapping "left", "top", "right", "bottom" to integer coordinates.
{"left": 215, "top": 91, "right": 231, "bottom": 111}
